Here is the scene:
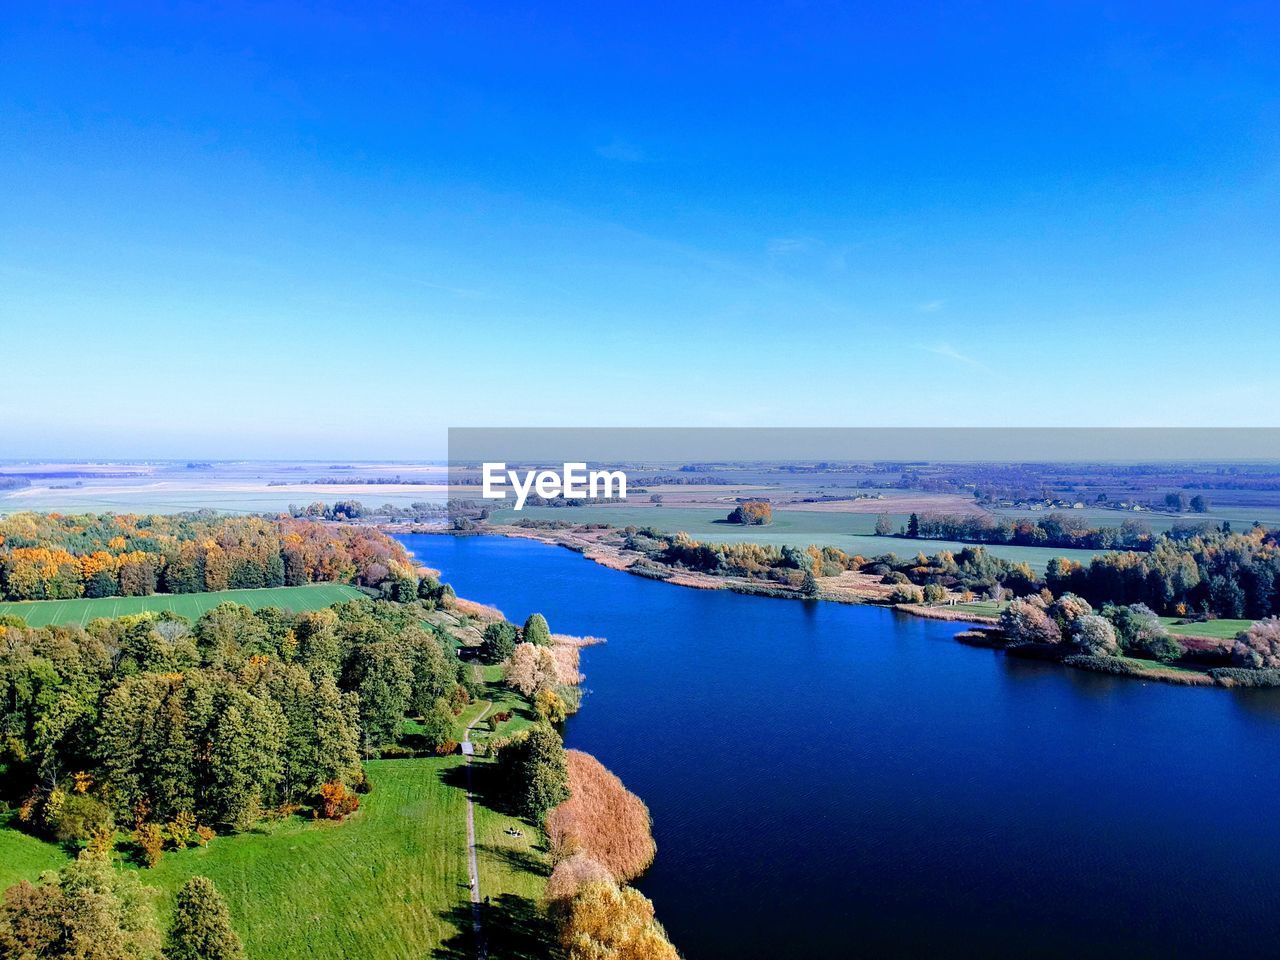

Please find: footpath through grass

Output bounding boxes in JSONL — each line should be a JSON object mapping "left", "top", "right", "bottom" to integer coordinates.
{"left": 0, "top": 583, "right": 365, "bottom": 627}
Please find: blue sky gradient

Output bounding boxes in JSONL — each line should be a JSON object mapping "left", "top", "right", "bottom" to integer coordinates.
{"left": 2, "top": 2, "right": 1278, "bottom": 456}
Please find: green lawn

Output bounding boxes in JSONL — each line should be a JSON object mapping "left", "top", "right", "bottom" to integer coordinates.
{"left": 0, "top": 584, "right": 366, "bottom": 627}
{"left": 1164, "top": 618, "right": 1253, "bottom": 639}
{"left": 0, "top": 757, "right": 551, "bottom": 959}
{"left": 0, "top": 810, "right": 71, "bottom": 891}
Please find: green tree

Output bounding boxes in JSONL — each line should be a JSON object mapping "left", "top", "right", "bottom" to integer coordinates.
{"left": 522, "top": 613, "right": 552, "bottom": 646}
{"left": 480, "top": 621, "right": 518, "bottom": 663}
{"left": 906, "top": 513, "right": 920, "bottom": 538}
{"left": 496, "top": 724, "right": 570, "bottom": 822}
{"left": 164, "top": 876, "right": 245, "bottom": 960}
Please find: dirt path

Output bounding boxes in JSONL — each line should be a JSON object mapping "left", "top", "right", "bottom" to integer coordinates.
{"left": 462, "top": 701, "right": 491, "bottom": 960}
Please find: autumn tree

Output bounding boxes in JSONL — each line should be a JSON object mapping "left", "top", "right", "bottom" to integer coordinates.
{"left": 1231, "top": 618, "right": 1280, "bottom": 670}
{"left": 0, "top": 853, "right": 162, "bottom": 960}
{"left": 999, "top": 597, "right": 1062, "bottom": 645}
{"left": 506, "top": 643, "right": 559, "bottom": 697}
{"left": 727, "top": 501, "right": 772, "bottom": 525}
{"left": 556, "top": 878, "right": 679, "bottom": 960}
{"left": 1072, "top": 614, "right": 1119, "bottom": 657}
{"left": 164, "top": 876, "right": 245, "bottom": 960}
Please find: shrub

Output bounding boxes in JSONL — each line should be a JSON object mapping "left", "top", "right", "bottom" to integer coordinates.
{"left": 49, "top": 792, "right": 114, "bottom": 845}
{"left": 887, "top": 585, "right": 923, "bottom": 604}
{"left": 1105, "top": 603, "right": 1183, "bottom": 662}
{"left": 1231, "top": 618, "right": 1280, "bottom": 669}
{"left": 317, "top": 780, "right": 359, "bottom": 820}
{"left": 922, "top": 583, "right": 946, "bottom": 603}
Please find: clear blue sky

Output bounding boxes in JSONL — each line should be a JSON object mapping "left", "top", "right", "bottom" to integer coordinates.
{"left": 2, "top": 2, "right": 1277, "bottom": 457}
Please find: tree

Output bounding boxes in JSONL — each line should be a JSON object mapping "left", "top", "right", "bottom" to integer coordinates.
{"left": 906, "top": 513, "right": 920, "bottom": 538}
{"left": 1164, "top": 492, "right": 1188, "bottom": 513}
{"left": 556, "top": 878, "right": 679, "bottom": 960}
{"left": 0, "top": 853, "right": 162, "bottom": 960}
{"left": 727, "top": 501, "right": 772, "bottom": 525}
{"left": 496, "top": 724, "right": 570, "bottom": 822}
{"left": 1106, "top": 603, "right": 1182, "bottom": 662}
{"left": 1072, "top": 614, "right": 1119, "bottom": 657}
{"left": 506, "top": 643, "right": 559, "bottom": 697}
{"left": 999, "top": 597, "right": 1062, "bottom": 645}
{"left": 1189, "top": 494, "right": 1210, "bottom": 513}
{"left": 536, "top": 688, "right": 569, "bottom": 723}
{"left": 522, "top": 613, "right": 552, "bottom": 646}
{"left": 1231, "top": 618, "right": 1280, "bottom": 670}
{"left": 165, "top": 876, "right": 245, "bottom": 960}
{"left": 479, "top": 621, "right": 518, "bottom": 664}
{"left": 874, "top": 514, "right": 894, "bottom": 537}
{"left": 800, "top": 570, "right": 819, "bottom": 598}
{"left": 1047, "top": 593, "right": 1093, "bottom": 629}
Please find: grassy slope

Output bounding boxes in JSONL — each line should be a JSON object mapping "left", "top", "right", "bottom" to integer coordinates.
{"left": 0, "top": 811, "right": 71, "bottom": 891}
{"left": 0, "top": 756, "right": 553, "bottom": 960}
{"left": 0, "top": 584, "right": 365, "bottom": 627}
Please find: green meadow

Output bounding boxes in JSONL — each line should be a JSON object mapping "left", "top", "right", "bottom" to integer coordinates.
{"left": 494, "top": 504, "right": 1105, "bottom": 569}
{"left": 0, "top": 757, "right": 549, "bottom": 960}
{"left": 0, "top": 583, "right": 366, "bottom": 627}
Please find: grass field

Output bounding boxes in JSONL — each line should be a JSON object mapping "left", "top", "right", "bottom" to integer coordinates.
{"left": 494, "top": 505, "right": 1105, "bottom": 570}
{"left": 0, "top": 583, "right": 366, "bottom": 627}
{"left": 0, "top": 757, "right": 550, "bottom": 960}
{"left": 1164, "top": 618, "right": 1253, "bottom": 639}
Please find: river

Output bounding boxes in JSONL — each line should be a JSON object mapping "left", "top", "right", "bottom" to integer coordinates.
{"left": 400, "top": 533, "right": 1280, "bottom": 959}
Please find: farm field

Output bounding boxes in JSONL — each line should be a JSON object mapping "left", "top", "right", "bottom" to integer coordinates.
{"left": 0, "top": 757, "right": 550, "bottom": 960}
{"left": 493, "top": 505, "right": 1105, "bottom": 569}
{"left": 0, "top": 583, "right": 366, "bottom": 626}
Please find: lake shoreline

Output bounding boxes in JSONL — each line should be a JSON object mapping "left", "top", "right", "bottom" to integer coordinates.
{"left": 389, "top": 523, "right": 1265, "bottom": 690}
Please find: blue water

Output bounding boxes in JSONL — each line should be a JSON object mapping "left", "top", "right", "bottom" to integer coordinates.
{"left": 402, "top": 534, "right": 1280, "bottom": 959}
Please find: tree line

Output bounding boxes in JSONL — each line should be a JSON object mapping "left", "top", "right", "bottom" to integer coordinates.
{"left": 0, "top": 512, "right": 412, "bottom": 601}
{"left": 883, "top": 511, "right": 1155, "bottom": 551}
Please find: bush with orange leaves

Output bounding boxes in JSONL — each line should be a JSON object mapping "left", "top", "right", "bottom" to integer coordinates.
{"left": 317, "top": 780, "right": 359, "bottom": 820}
{"left": 546, "top": 750, "right": 655, "bottom": 882}
{"left": 556, "top": 877, "right": 679, "bottom": 960}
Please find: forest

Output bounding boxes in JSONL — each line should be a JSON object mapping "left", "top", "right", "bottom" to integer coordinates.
{"left": 0, "top": 512, "right": 411, "bottom": 601}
